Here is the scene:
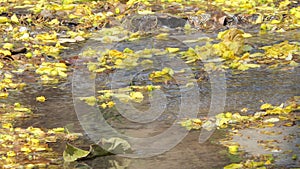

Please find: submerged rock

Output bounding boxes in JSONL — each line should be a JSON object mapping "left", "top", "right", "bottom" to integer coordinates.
{"left": 122, "top": 13, "right": 187, "bottom": 32}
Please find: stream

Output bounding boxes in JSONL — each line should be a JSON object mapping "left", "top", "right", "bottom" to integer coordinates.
{"left": 3, "top": 29, "right": 300, "bottom": 169}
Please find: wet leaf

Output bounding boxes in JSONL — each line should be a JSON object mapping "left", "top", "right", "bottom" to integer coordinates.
{"left": 228, "top": 145, "right": 239, "bottom": 155}
{"left": 63, "top": 143, "right": 90, "bottom": 162}
{"left": 129, "top": 92, "right": 144, "bottom": 103}
{"left": 36, "top": 96, "right": 46, "bottom": 102}
{"left": 202, "top": 120, "right": 215, "bottom": 131}
{"left": 260, "top": 103, "right": 273, "bottom": 110}
{"left": 289, "top": 61, "right": 299, "bottom": 67}
{"left": 166, "top": 47, "right": 180, "bottom": 53}
{"left": 244, "top": 160, "right": 265, "bottom": 168}
{"left": 155, "top": 33, "right": 169, "bottom": 40}
{"left": 0, "top": 16, "right": 9, "bottom": 23}
{"left": 0, "top": 92, "right": 9, "bottom": 98}
{"left": 80, "top": 96, "right": 97, "bottom": 106}
{"left": 149, "top": 67, "right": 174, "bottom": 82}
{"left": 263, "top": 118, "right": 279, "bottom": 123}
{"left": 223, "top": 163, "right": 243, "bottom": 169}
{"left": 10, "top": 14, "right": 19, "bottom": 23}
{"left": 181, "top": 118, "right": 202, "bottom": 130}
{"left": 101, "top": 137, "right": 132, "bottom": 154}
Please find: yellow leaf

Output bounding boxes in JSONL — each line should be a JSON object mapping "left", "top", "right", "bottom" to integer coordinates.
{"left": 3, "top": 43, "right": 14, "bottom": 50}
{"left": 225, "top": 112, "right": 232, "bottom": 118}
{"left": 224, "top": 163, "right": 243, "bottom": 169}
{"left": 270, "top": 20, "right": 281, "bottom": 24}
{"left": 62, "top": 0, "right": 74, "bottom": 5}
{"left": 7, "top": 151, "right": 16, "bottom": 157}
{"left": 155, "top": 33, "right": 169, "bottom": 40}
{"left": 36, "top": 96, "right": 46, "bottom": 102}
{"left": 289, "top": 61, "right": 299, "bottom": 67}
{"left": 14, "top": 103, "right": 21, "bottom": 108}
{"left": 283, "top": 122, "right": 294, "bottom": 127}
{"left": 2, "top": 123, "right": 13, "bottom": 129}
{"left": 260, "top": 103, "right": 273, "bottom": 110}
{"left": 166, "top": 47, "right": 180, "bottom": 53}
{"left": 101, "top": 103, "right": 107, "bottom": 109}
{"left": 255, "top": 14, "right": 263, "bottom": 24}
{"left": 137, "top": 10, "right": 154, "bottom": 15}
{"left": 14, "top": 107, "right": 31, "bottom": 112}
{"left": 0, "top": 49, "right": 11, "bottom": 56}
{"left": 237, "top": 64, "right": 249, "bottom": 71}
{"left": 228, "top": 145, "right": 239, "bottom": 154}
{"left": 130, "top": 92, "right": 144, "bottom": 103}
{"left": 52, "top": 127, "right": 65, "bottom": 132}
{"left": 25, "top": 52, "right": 33, "bottom": 58}
{"left": 242, "top": 33, "right": 252, "bottom": 38}
{"left": 115, "top": 7, "right": 120, "bottom": 14}
{"left": 35, "top": 32, "right": 57, "bottom": 43}
{"left": 10, "top": 14, "right": 19, "bottom": 23}
{"left": 58, "top": 71, "right": 67, "bottom": 78}
{"left": 107, "top": 101, "right": 115, "bottom": 108}
{"left": 0, "top": 92, "right": 9, "bottom": 98}
{"left": 21, "top": 147, "right": 31, "bottom": 153}
{"left": 68, "top": 14, "right": 80, "bottom": 19}
{"left": 162, "top": 67, "right": 174, "bottom": 75}
{"left": 263, "top": 118, "right": 279, "bottom": 123}
{"left": 80, "top": 96, "right": 97, "bottom": 106}
{"left": 0, "top": 16, "right": 9, "bottom": 23}
{"left": 244, "top": 63, "right": 260, "bottom": 68}
{"left": 48, "top": 18, "right": 59, "bottom": 25}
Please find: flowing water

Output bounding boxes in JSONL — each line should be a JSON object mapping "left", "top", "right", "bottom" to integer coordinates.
{"left": 4, "top": 29, "right": 300, "bottom": 168}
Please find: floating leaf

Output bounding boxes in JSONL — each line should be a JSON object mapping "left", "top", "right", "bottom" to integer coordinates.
{"left": 166, "top": 47, "right": 180, "bottom": 53}
{"left": 228, "top": 145, "right": 239, "bottom": 155}
{"left": 260, "top": 103, "right": 273, "bottom": 110}
{"left": 80, "top": 96, "right": 97, "bottom": 106}
{"left": 180, "top": 118, "right": 202, "bottom": 130}
{"left": 36, "top": 96, "right": 46, "bottom": 102}
{"left": 155, "top": 33, "right": 169, "bottom": 40}
{"left": 149, "top": 67, "right": 174, "bottom": 82}
{"left": 129, "top": 92, "right": 144, "bottom": 103}
{"left": 101, "top": 137, "right": 132, "bottom": 154}
{"left": 202, "top": 120, "right": 215, "bottom": 131}
{"left": 63, "top": 143, "right": 90, "bottom": 162}
{"left": 224, "top": 163, "right": 243, "bottom": 169}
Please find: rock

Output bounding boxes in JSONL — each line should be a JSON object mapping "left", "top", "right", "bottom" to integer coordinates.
{"left": 122, "top": 13, "right": 187, "bottom": 32}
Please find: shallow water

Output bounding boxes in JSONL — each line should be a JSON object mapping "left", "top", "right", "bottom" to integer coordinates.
{"left": 4, "top": 29, "right": 300, "bottom": 168}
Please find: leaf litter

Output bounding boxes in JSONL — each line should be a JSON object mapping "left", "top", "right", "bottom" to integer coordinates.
{"left": 0, "top": 0, "right": 299, "bottom": 168}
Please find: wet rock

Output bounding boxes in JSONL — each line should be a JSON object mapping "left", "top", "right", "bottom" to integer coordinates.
{"left": 122, "top": 13, "right": 187, "bottom": 32}
{"left": 11, "top": 47, "right": 26, "bottom": 55}
{"left": 40, "top": 9, "right": 55, "bottom": 19}
{"left": 156, "top": 14, "right": 187, "bottom": 28}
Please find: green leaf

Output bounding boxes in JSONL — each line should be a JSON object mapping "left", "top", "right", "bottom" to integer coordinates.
{"left": 87, "top": 144, "right": 112, "bottom": 158}
{"left": 101, "top": 137, "right": 132, "bottom": 154}
{"left": 63, "top": 143, "right": 90, "bottom": 162}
